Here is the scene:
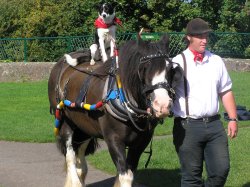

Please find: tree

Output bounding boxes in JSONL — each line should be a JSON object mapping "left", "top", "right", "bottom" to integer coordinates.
{"left": 0, "top": 0, "right": 249, "bottom": 37}
{"left": 219, "top": 0, "right": 250, "bottom": 32}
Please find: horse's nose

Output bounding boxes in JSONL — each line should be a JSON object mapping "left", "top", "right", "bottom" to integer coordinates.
{"left": 160, "top": 100, "right": 173, "bottom": 114}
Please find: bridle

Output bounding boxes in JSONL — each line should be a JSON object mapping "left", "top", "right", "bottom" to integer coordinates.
{"left": 138, "top": 53, "right": 176, "bottom": 101}
{"left": 122, "top": 52, "right": 176, "bottom": 130}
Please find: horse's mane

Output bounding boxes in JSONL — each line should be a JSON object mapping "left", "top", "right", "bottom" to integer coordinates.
{"left": 118, "top": 34, "right": 170, "bottom": 105}
{"left": 91, "top": 34, "right": 170, "bottom": 107}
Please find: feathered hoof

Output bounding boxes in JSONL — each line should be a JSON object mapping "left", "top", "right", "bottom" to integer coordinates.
{"left": 90, "top": 59, "right": 96, "bottom": 66}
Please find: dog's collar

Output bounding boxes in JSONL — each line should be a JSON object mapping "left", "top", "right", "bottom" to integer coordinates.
{"left": 94, "top": 17, "right": 122, "bottom": 29}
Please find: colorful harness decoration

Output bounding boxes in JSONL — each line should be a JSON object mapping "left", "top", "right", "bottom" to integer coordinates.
{"left": 54, "top": 100, "right": 104, "bottom": 136}
{"left": 54, "top": 48, "right": 127, "bottom": 136}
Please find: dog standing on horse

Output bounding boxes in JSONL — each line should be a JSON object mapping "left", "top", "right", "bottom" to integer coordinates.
{"left": 65, "top": 2, "right": 122, "bottom": 67}
{"left": 90, "top": 2, "right": 122, "bottom": 65}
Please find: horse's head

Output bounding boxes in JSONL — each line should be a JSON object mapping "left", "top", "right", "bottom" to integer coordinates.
{"left": 119, "top": 34, "right": 183, "bottom": 119}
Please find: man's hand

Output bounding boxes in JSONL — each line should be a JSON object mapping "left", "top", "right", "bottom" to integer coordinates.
{"left": 228, "top": 121, "right": 238, "bottom": 139}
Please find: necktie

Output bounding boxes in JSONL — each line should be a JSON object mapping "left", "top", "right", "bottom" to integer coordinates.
{"left": 189, "top": 48, "right": 204, "bottom": 62}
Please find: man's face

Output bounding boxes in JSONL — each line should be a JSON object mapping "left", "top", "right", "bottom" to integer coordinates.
{"left": 187, "top": 33, "right": 209, "bottom": 53}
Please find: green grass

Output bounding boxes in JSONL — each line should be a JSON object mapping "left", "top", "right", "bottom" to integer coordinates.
{"left": 0, "top": 72, "right": 249, "bottom": 142}
{"left": 0, "top": 81, "right": 54, "bottom": 142}
{"left": 87, "top": 127, "right": 250, "bottom": 187}
{"left": 0, "top": 72, "right": 250, "bottom": 186}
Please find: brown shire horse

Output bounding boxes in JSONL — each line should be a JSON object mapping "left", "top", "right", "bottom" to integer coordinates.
{"left": 48, "top": 34, "right": 183, "bottom": 187}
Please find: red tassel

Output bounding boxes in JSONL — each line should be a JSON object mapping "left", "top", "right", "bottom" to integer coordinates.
{"left": 95, "top": 101, "right": 103, "bottom": 108}
{"left": 55, "top": 109, "right": 61, "bottom": 120}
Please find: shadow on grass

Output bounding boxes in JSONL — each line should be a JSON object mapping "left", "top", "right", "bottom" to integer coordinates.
{"left": 87, "top": 168, "right": 181, "bottom": 187}
{"left": 135, "top": 168, "right": 181, "bottom": 187}
{"left": 87, "top": 177, "right": 115, "bottom": 187}
{"left": 242, "top": 182, "right": 250, "bottom": 187}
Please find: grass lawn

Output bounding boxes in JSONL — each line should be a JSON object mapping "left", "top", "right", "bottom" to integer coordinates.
{"left": 87, "top": 127, "right": 250, "bottom": 187}
{"left": 0, "top": 71, "right": 250, "bottom": 186}
{"left": 0, "top": 81, "right": 54, "bottom": 142}
{"left": 0, "top": 72, "right": 249, "bottom": 141}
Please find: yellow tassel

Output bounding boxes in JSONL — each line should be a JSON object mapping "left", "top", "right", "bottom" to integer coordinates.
{"left": 54, "top": 127, "right": 59, "bottom": 136}
{"left": 83, "top": 104, "right": 91, "bottom": 110}
{"left": 58, "top": 101, "right": 64, "bottom": 109}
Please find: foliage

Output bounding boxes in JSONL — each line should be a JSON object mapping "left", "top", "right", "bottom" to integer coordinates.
{"left": 218, "top": 0, "right": 250, "bottom": 32}
{"left": 212, "top": 34, "right": 245, "bottom": 57}
{"left": 0, "top": 0, "right": 249, "bottom": 38}
{"left": 0, "top": 0, "right": 249, "bottom": 61}
{"left": 245, "top": 44, "right": 250, "bottom": 57}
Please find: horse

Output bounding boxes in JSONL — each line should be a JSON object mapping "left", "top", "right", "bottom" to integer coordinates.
{"left": 48, "top": 34, "right": 183, "bottom": 187}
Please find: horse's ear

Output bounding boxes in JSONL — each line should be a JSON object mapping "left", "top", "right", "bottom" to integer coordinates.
{"left": 171, "top": 64, "right": 184, "bottom": 89}
{"left": 136, "top": 33, "right": 146, "bottom": 50}
{"left": 158, "top": 34, "right": 170, "bottom": 53}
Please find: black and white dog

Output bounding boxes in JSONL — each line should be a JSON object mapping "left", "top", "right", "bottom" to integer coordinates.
{"left": 89, "top": 2, "right": 121, "bottom": 65}
{"left": 65, "top": 2, "right": 121, "bottom": 67}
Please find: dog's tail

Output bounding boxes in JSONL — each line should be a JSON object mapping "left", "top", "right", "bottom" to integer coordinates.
{"left": 64, "top": 54, "right": 78, "bottom": 66}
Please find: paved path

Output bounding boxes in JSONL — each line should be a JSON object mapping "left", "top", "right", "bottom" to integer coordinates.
{"left": 0, "top": 141, "right": 115, "bottom": 187}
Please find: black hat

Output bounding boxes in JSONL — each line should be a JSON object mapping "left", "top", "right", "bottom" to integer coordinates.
{"left": 186, "top": 18, "right": 212, "bottom": 35}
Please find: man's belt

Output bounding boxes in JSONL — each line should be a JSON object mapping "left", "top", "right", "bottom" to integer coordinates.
{"left": 176, "top": 114, "right": 221, "bottom": 123}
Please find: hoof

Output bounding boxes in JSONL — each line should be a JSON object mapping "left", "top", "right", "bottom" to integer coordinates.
{"left": 90, "top": 59, "right": 96, "bottom": 66}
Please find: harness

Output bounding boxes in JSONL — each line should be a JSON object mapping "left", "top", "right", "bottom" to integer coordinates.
{"left": 54, "top": 48, "right": 176, "bottom": 136}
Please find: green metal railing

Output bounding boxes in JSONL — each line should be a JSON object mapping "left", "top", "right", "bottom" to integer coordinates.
{"left": 0, "top": 32, "right": 249, "bottom": 62}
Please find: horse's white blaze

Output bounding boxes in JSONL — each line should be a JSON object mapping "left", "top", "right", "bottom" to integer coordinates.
{"left": 151, "top": 69, "right": 171, "bottom": 118}
{"left": 65, "top": 136, "right": 82, "bottom": 187}
{"left": 118, "top": 169, "right": 134, "bottom": 187}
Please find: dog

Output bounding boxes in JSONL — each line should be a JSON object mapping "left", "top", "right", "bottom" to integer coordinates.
{"left": 64, "top": 2, "right": 121, "bottom": 67}
{"left": 89, "top": 2, "right": 121, "bottom": 65}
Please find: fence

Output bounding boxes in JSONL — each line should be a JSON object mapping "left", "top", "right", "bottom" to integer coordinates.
{"left": 0, "top": 32, "right": 249, "bottom": 62}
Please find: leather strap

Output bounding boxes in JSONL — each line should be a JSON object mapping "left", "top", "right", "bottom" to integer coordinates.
{"left": 75, "top": 75, "right": 93, "bottom": 107}
{"left": 181, "top": 52, "right": 189, "bottom": 116}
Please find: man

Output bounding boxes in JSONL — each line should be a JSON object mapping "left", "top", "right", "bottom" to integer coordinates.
{"left": 172, "top": 18, "right": 238, "bottom": 187}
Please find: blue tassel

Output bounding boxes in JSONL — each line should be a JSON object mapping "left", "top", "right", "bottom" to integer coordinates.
{"left": 55, "top": 119, "right": 60, "bottom": 128}
{"left": 64, "top": 100, "right": 72, "bottom": 107}
{"left": 90, "top": 104, "right": 96, "bottom": 110}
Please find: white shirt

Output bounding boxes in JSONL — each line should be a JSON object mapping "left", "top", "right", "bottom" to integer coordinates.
{"left": 172, "top": 48, "right": 232, "bottom": 118}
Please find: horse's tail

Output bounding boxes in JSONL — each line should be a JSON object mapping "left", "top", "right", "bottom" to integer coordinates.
{"left": 85, "top": 138, "right": 99, "bottom": 156}
{"left": 56, "top": 128, "right": 99, "bottom": 156}
{"left": 64, "top": 54, "right": 78, "bottom": 66}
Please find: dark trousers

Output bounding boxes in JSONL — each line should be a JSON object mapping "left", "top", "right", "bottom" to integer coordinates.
{"left": 173, "top": 118, "right": 230, "bottom": 187}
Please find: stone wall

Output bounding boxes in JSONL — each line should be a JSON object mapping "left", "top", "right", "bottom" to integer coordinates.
{"left": 0, "top": 59, "right": 249, "bottom": 82}
{"left": 224, "top": 58, "right": 250, "bottom": 72}
{"left": 0, "top": 62, "right": 55, "bottom": 82}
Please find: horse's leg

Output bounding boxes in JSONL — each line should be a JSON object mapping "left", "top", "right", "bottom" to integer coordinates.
{"left": 64, "top": 129, "right": 82, "bottom": 187}
{"left": 114, "top": 170, "right": 133, "bottom": 187}
{"left": 105, "top": 139, "right": 133, "bottom": 187}
{"left": 65, "top": 136, "right": 82, "bottom": 187}
{"left": 126, "top": 147, "right": 146, "bottom": 172}
{"left": 75, "top": 139, "right": 91, "bottom": 186}
{"left": 127, "top": 134, "right": 153, "bottom": 171}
